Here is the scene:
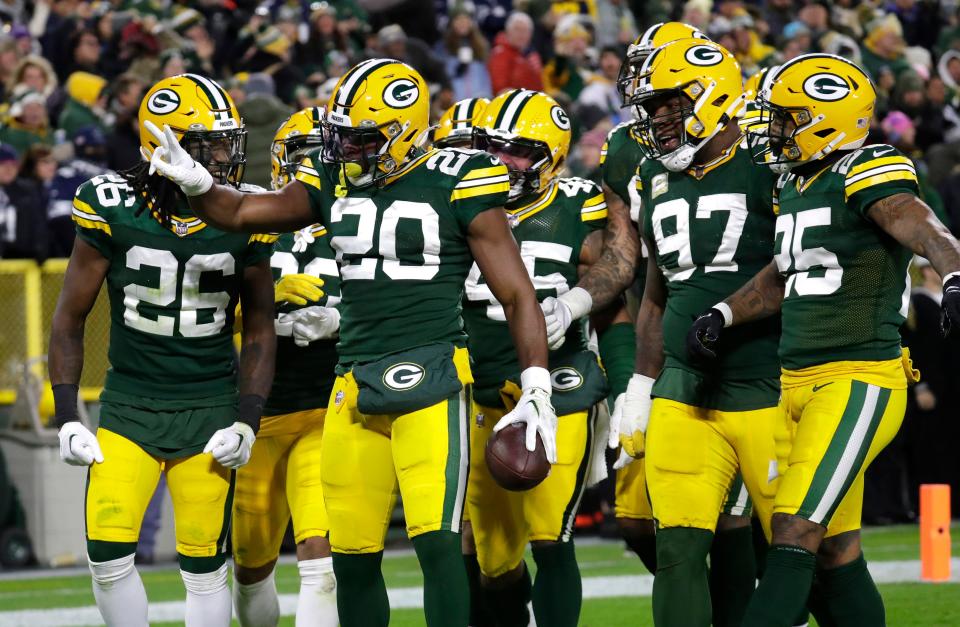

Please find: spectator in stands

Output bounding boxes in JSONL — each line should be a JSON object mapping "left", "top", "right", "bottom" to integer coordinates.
{"left": 594, "top": 0, "right": 637, "bottom": 49}
{"left": 577, "top": 46, "right": 624, "bottom": 125}
{"left": 168, "top": 9, "right": 216, "bottom": 77}
{"left": 297, "top": 2, "right": 359, "bottom": 85}
{"left": 368, "top": 0, "right": 440, "bottom": 46}
{"left": 861, "top": 13, "right": 912, "bottom": 80}
{"left": 0, "top": 88, "right": 51, "bottom": 155}
{"left": 237, "top": 73, "right": 293, "bottom": 190}
{"left": 543, "top": 16, "right": 595, "bottom": 102}
{"left": 105, "top": 74, "right": 146, "bottom": 172}
{"left": 58, "top": 71, "right": 108, "bottom": 136}
{"left": 63, "top": 29, "right": 102, "bottom": 82}
{"left": 0, "top": 37, "right": 22, "bottom": 103}
{"left": 488, "top": 12, "right": 543, "bottom": 95}
{"left": 19, "top": 145, "right": 56, "bottom": 256}
{"left": 377, "top": 24, "right": 453, "bottom": 108}
{"left": 437, "top": 6, "right": 492, "bottom": 101}
{"left": 0, "top": 144, "right": 46, "bottom": 261}
{"left": 762, "top": 0, "right": 795, "bottom": 42}
{"left": 48, "top": 126, "right": 110, "bottom": 258}
{"left": 6, "top": 55, "right": 56, "bottom": 101}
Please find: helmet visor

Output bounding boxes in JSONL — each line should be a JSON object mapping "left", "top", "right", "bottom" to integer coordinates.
{"left": 280, "top": 133, "right": 324, "bottom": 178}
{"left": 473, "top": 129, "right": 551, "bottom": 200}
{"left": 634, "top": 89, "right": 696, "bottom": 160}
{"left": 745, "top": 96, "right": 805, "bottom": 169}
{"left": 182, "top": 128, "right": 247, "bottom": 186}
{"left": 320, "top": 120, "right": 392, "bottom": 188}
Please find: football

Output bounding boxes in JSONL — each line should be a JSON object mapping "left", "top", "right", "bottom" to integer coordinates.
{"left": 485, "top": 423, "right": 550, "bottom": 491}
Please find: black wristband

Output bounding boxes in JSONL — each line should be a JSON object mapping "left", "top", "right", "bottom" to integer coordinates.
{"left": 238, "top": 394, "right": 265, "bottom": 434}
{"left": 52, "top": 383, "right": 80, "bottom": 428}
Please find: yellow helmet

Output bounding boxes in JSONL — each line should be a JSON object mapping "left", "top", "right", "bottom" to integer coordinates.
{"left": 744, "top": 65, "right": 779, "bottom": 103}
{"left": 747, "top": 54, "right": 875, "bottom": 172}
{"left": 271, "top": 106, "right": 325, "bottom": 190}
{"left": 139, "top": 73, "right": 246, "bottom": 186}
{"left": 617, "top": 22, "right": 710, "bottom": 106}
{"left": 631, "top": 38, "right": 744, "bottom": 172}
{"left": 323, "top": 58, "right": 430, "bottom": 188}
{"left": 474, "top": 89, "right": 571, "bottom": 200}
{"left": 434, "top": 97, "right": 489, "bottom": 149}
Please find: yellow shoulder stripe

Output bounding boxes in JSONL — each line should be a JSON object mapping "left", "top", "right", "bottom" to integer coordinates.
{"left": 848, "top": 155, "right": 914, "bottom": 178}
{"left": 451, "top": 180, "right": 510, "bottom": 202}
{"left": 845, "top": 171, "right": 918, "bottom": 198}
{"left": 249, "top": 233, "right": 280, "bottom": 245}
{"left": 581, "top": 207, "right": 608, "bottom": 222}
{"left": 295, "top": 170, "right": 322, "bottom": 191}
{"left": 583, "top": 193, "right": 606, "bottom": 209}
{"left": 73, "top": 198, "right": 102, "bottom": 219}
{"left": 461, "top": 165, "right": 508, "bottom": 181}
{"left": 72, "top": 214, "right": 111, "bottom": 235}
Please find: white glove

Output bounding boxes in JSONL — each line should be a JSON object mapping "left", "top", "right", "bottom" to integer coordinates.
{"left": 58, "top": 421, "right": 104, "bottom": 466}
{"left": 540, "top": 287, "right": 593, "bottom": 350}
{"left": 292, "top": 306, "right": 341, "bottom": 346}
{"left": 203, "top": 421, "right": 255, "bottom": 469}
{"left": 493, "top": 367, "right": 558, "bottom": 464}
{"left": 142, "top": 121, "right": 214, "bottom": 196}
{"left": 586, "top": 400, "right": 610, "bottom": 486}
{"left": 275, "top": 312, "right": 296, "bottom": 337}
{"left": 609, "top": 374, "right": 655, "bottom": 469}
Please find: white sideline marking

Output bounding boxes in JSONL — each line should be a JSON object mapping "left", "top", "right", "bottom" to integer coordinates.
{"left": 0, "top": 559, "right": 956, "bottom": 626}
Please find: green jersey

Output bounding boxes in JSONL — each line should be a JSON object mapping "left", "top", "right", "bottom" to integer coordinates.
{"left": 295, "top": 147, "right": 510, "bottom": 365}
{"left": 600, "top": 122, "right": 648, "bottom": 295}
{"left": 463, "top": 177, "right": 608, "bottom": 403}
{"left": 774, "top": 144, "right": 919, "bottom": 370}
{"left": 266, "top": 225, "right": 341, "bottom": 416}
{"left": 639, "top": 142, "right": 781, "bottom": 410}
{"left": 72, "top": 175, "right": 274, "bottom": 452}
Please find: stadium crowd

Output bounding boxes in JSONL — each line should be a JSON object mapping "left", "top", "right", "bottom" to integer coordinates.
{"left": 0, "top": 0, "right": 957, "bottom": 523}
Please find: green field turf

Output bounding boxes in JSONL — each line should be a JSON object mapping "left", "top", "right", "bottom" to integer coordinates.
{"left": 0, "top": 524, "right": 957, "bottom": 625}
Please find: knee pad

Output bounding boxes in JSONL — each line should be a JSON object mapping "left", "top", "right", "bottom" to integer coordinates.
{"left": 299, "top": 557, "right": 336, "bottom": 594}
{"left": 181, "top": 563, "right": 228, "bottom": 596}
{"left": 88, "top": 552, "right": 136, "bottom": 587}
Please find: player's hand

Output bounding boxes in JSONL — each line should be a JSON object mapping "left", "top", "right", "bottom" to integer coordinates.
{"left": 275, "top": 274, "right": 324, "bottom": 306}
{"left": 203, "top": 422, "right": 255, "bottom": 469}
{"left": 58, "top": 421, "right": 104, "bottom": 466}
{"left": 611, "top": 374, "right": 654, "bottom": 467}
{"left": 142, "top": 121, "right": 214, "bottom": 197}
{"left": 292, "top": 306, "right": 341, "bottom": 346}
{"left": 686, "top": 308, "right": 725, "bottom": 361}
{"left": 540, "top": 287, "right": 593, "bottom": 350}
{"left": 493, "top": 367, "right": 558, "bottom": 464}
{"left": 941, "top": 274, "right": 960, "bottom": 336}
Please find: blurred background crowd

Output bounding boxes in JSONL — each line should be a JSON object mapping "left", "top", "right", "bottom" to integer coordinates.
{"left": 0, "top": 0, "right": 955, "bottom": 526}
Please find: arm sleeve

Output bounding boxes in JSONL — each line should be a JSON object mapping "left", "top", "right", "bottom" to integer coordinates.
{"left": 844, "top": 145, "right": 920, "bottom": 217}
{"left": 598, "top": 321, "right": 636, "bottom": 398}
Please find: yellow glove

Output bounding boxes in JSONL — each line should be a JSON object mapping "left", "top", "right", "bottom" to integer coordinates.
{"left": 275, "top": 274, "right": 324, "bottom": 306}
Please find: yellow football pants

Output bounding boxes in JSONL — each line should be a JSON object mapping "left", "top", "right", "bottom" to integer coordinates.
{"left": 321, "top": 372, "right": 470, "bottom": 554}
{"left": 645, "top": 398, "right": 779, "bottom": 534}
{"left": 774, "top": 358, "right": 909, "bottom": 537}
{"left": 232, "top": 408, "right": 329, "bottom": 568}
{"left": 86, "top": 428, "right": 232, "bottom": 558}
{"left": 615, "top": 457, "right": 653, "bottom": 520}
{"left": 467, "top": 403, "right": 595, "bottom": 578}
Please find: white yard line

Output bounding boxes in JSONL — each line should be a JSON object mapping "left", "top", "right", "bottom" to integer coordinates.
{"left": 0, "top": 559, "right": 956, "bottom": 627}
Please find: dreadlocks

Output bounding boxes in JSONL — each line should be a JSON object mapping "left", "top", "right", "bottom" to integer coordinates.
{"left": 119, "top": 161, "right": 188, "bottom": 229}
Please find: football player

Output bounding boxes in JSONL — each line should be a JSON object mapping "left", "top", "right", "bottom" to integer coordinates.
{"left": 462, "top": 89, "right": 610, "bottom": 627}
{"left": 231, "top": 107, "right": 339, "bottom": 627}
{"left": 619, "top": 39, "right": 783, "bottom": 627}
{"left": 693, "top": 53, "right": 960, "bottom": 627}
{"left": 48, "top": 74, "right": 277, "bottom": 627}
{"left": 434, "top": 97, "right": 489, "bottom": 149}
{"left": 145, "top": 58, "right": 554, "bottom": 627}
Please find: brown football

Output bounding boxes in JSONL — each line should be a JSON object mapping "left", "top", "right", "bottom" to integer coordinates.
{"left": 485, "top": 423, "right": 550, "bottom": 491}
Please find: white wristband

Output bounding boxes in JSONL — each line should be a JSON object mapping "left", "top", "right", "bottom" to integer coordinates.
{"left": 520, "top": 366, "right": 551, "bottom": 393}
{"left": 714, "top": 302, "right": 734, "bottom": 327}
{"left": 943, "top": 271, "right": 960, "bottom": 287}
{"left": 559, "top": 286, "right": 593, "bottom": 320}
{"left": 626, "top": 373, "right": 655, "bottom": 432}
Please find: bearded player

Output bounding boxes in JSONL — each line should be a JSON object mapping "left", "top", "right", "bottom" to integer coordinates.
{"left": 49, "top": 74, "right": 276, "bottom": 627}
{"left": 616, "top": 39, "right": 783, "bottom": 627}
{"left": 461, "top": 89, "right": 611, "bottom": 627}
{"left": 231, "top": 106, "right": 340, "bottom": 627}
{"left": 692, "top": 53, "right": 960, "bottom": 627}
{"left": 145, "top": 58, "right": 554, "bottom": 627}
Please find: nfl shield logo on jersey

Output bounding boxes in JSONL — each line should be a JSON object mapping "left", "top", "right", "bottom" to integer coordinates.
{"left": 175, "top": 221, "right": 188, "bottom": 237}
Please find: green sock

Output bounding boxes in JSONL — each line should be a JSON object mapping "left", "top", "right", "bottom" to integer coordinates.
{"left": 622, "top": 527, "right": 658, "bottom": 574}
{"left": 742, "top": 545, "right": 817, "bottom": 627}
{"left": 751, "top": 519, "right": 810, "bottom": 626}
{"left": 807, "top": 575, "right": 834, "bottom": 627}
{"left": 463, "top": 553, "right": 496, "bottom": 627}
{"left": 332, "top": 551, "right": 389, "bottom": 627}
{"left": 653, "top": 527, "right": 714, "bottom": 627}
{"left": 709, "top": 525, "right": 756, "bottom": 627}
{"left": 412, "top": 531, "right": 469, "bottom": 627}
{"left": 485, "top": 564, "right": 531, "bottom": 627}
{"left": 815, "top": 555, "right": 885, "bottom": 627}
{"left": 531, "top": 541, "right": 582, "bottom": 627}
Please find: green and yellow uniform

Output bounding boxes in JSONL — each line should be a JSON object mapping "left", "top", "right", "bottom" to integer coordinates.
{"left": 462, "top": 176, "right": 609, "bottom": 577}
{"left": 72, "top": 173, "right": 274, "bottom": 565}
{"left": 771, "top": 144, "right": 920, "bottom": 536}
{"left": 638, "top": 142, "right": 781, "bottom": 532}
{"left": 295, "top": 146, "right": 509, "bottom": 553}
{"left": 232, "top": 225, "right": 342, "bottom": 568}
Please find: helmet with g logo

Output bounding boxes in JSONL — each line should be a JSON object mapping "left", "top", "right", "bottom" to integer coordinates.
{"left": 631, "top": 38, "right": 744, "bottom": 172}
{"left": 474, "top": 89, "right": 571, "bottom": 200}
{"left": 139, "top": 73, "right": 246, "bottom": 186}
{"left": 322, "top": 58, "right": 429, "bottom": 189}
{"left": 434, "top": 97, "right": 490, "bottom": 149}
{"left": 746, "top": 54, "right": 875, "bottom": 172}
{"left": 617, "top": 22, "right": 710, "bottom": 106}
{"left": 271, "top": 106, "right": 325, "bottom": 190}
